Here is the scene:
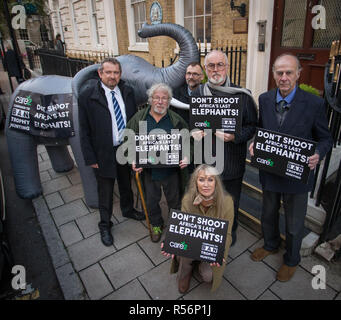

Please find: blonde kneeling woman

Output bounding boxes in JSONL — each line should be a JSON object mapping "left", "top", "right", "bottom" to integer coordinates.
{"left": 161, "top": 164, "right": 234, "bottom": 293}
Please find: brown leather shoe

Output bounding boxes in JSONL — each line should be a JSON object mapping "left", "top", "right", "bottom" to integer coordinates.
{"left": 277, "top": 264, "right": 297, "bottom": 282}
{"left": 251, "top": 247, "right": 278, "bottom": 262}
{"left": 178, "top": 272, "right": 192, "bottom": 294}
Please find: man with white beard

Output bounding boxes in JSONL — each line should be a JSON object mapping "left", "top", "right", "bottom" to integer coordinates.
{"left": 192, "top": 50, "right": 258, "bottom": 245}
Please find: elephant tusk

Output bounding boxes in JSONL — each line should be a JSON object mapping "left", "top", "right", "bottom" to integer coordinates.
{"left": 170, "top": 97, "right": 189, "bottom": 110}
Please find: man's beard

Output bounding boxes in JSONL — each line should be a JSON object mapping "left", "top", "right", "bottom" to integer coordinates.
{"left": 208, "top": 76, "right": 225, "bottom": 85}
{"left": 153, "top": 106, "right": 167, "bottom": 115}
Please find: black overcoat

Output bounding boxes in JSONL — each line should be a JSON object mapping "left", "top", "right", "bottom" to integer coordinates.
{"left": 78, "top": 79, "right": 137, "bottom": 178}
{"left": 258, "top": 87, "right": 333, "bottom": 193}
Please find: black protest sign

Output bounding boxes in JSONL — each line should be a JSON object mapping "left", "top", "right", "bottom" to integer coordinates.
{"left": 251, "top": 128, "right": 316, "bottom": 184}
{"left": 9, "top": 90, "right": 74, "bottom": 138}
{"left": 163, "top": 209, "right": 229, "bottom": 264}
{"left": 135, "top": 131, "right": 182, "bottom": 168}
{"left": 189, "top": 95, "right": 243, "bottom": 134}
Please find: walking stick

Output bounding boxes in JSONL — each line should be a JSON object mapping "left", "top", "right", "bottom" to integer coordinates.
{"left": 135, "top": 171, "right": 153, "bottom": 240}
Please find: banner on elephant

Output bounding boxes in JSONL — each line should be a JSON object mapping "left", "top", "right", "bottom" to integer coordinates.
{"left": 163, "top": 209, "right": 229, "bottom": 265}
{"left": 251, "top": 128, "right": 316, "bottom": 184}
{"left": 189, "top": 95, "right": 243, "bottom": 134}
{"left": 135, "top": 131, "right": 183, "bottom": 168}
{"left": 9, "top": 90, "right": 74, "bottom": 138}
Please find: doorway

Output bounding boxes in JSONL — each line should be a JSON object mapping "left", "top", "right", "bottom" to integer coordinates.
{"left": 269, "top": 0, "right": 341, "bottom": 94}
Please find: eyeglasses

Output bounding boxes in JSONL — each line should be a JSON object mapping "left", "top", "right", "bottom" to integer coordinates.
{"left": 186, "top": 72, "right": 202, "bottom": 78}
{"left": 152, "top": 96, "right": 169, "bottom": 102}
{"left": 206, "top": 62, "right": 226, "bottom": 71}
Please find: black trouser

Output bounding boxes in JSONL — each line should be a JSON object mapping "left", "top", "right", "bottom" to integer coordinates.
{"left": 144, "top": 171, "right": 181, "bottom": 227}
{"left": 94, "top": 163, "right": 134, "bottom": 230}
{"left": 223, "top": 177, "right": 243, "bottom": 236}
{"left": 261, "top": 190, "right": 308, "bottom": 266}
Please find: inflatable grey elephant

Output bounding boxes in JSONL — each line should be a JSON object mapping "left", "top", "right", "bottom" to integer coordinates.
{"left": 5, "top": 23, "right": 199, "bottom": 208}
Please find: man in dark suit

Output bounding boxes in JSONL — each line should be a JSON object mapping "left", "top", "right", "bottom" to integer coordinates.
{"left": 78, "top": 58, "right": 145, "bottom": 246}
{"left": 4, "top": 44, "right": 24, "bottom": 84}
{"left": 172, "top": 62, "right": 204, "bottom": 123}
{"left": 249, "top": 53, "right": 333, "bottom": 281}
{"left": 192, "top": 50, "right": 258, "bottom": 246}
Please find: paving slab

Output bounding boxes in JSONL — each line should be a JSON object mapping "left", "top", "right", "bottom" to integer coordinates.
{"left": 104, "top": 279, "right": 151, "bottom": 300}
{"left": 33, "top": 196, "right": 70, "bottom": 269}
{"left": 45, "top": 192, "right": 64, "bottom": 209}
{"left": 60, "top": 183, "right": 85, "bottom": 203}
{"left": 68, "top": 171, "right": 82, "bottom": 185}
{"left": 183, "top": 278, "right": 246, "bottom": 300}
{"left": 113, "top": 219, "right": 149, "bottom": 250}
{"left": 42, "top": 176, "right": 72, "bottom": 195}
{"left": 55, "top": 262, "right": 87, "bottom": 300}
{"left": 257, "top": 289, "right": 280, "bottom": 300}
{"left": 100, "top": 243, "right": 154, "bottom": 289}
{"left": 138, "top": 236, "right": 170, "bottom": 266}
{"left": 76, "top": 212, "right": 103, "bottom": 238}
{"left": 138, "top": 259, "right": 199, "bottom": 300}
{"left": 51, "top": 199, "right": 89, "bottom": 226}
{"left": 270, "top": 266, "right": 337, "bottom": 300}
{"left": 39, "top": 159, "right": 53, "bottom": 172}
{"left": 224, "top": 251, "right": 277, "bottom": 300}
{"left": 79, "top": 263, "right": 113, "bottom": 300}
{"left": 39, "top": 170, "right": 51, "bottom": 183}
{"left": 59, "top": 221, "right": 84, "bottom": 247}
{"left": 228, "top": 225, "right": 260, "bottom": 259}
{"left": 68, "top": 233, "right": 116, "bottom": 271}
{"left": 299, "top": 254, "right": 341, "bottom": 292}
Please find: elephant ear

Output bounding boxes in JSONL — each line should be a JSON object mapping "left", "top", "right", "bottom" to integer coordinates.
{"left": 72, "top": 64, "right": 100, "bottom": 99}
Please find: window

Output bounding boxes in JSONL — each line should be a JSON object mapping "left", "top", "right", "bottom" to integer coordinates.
{"left": 126, "top": 0, "right": 148, "bottom": 51}
{"left": 19, "top": 29, "right": 29, "bottom": 40}
{"left": 40, "top": 24, "right": 49, "bottom": 42}
{"left": 131, "top": 0, "right": 147, "bottom": 43}
{"left": 184, "top": 0, "right": 211, "bottom": 43}
{"left": 89, "top": 0, "right": 100, "bottom": 45}
{"left": 70, "top": 0, "right": 79, "bottom": 45}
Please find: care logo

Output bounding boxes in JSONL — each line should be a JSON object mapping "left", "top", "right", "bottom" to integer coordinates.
{"left": 195, "top": 120, "right": 211, "bottom": 128}
{"left": 169, "top": 241, "right": 188, "bottom": 250}
{"left": 15, "top": 95, "right": 32, "bottom": 106}
{"left": 148, "top": 156, "right": 155, "bottom": 164}
{"left": 256, "top": 157, "right": 274, "bottom": 167}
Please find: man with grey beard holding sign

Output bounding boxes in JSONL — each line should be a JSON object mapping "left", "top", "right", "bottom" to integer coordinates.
{"left": 192, "top": 50, "right": 258, "bottom": 246}
{"left": 128, "top": 83, "right": 190, "bottom": 243}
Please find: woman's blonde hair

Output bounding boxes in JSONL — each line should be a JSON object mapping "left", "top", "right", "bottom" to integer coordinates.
{"left": 185, "top": 164, "right": 227, "bottom": 219}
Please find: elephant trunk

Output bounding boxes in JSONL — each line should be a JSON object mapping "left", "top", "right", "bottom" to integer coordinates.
{"left": 137, "top": 23, "right": 200, "bottom": 86}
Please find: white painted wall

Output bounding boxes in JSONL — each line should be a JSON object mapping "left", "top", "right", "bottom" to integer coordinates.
{"left": 246, "top": 0, "right": 275, "bottom": 103}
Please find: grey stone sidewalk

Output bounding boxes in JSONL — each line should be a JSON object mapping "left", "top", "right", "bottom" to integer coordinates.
{"left": 32, "top": 145, "right": 341, "bottom": 300}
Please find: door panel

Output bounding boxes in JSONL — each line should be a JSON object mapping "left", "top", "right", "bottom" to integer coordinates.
{"left": 269, "top": 0, "right": 341, "bottom": 95}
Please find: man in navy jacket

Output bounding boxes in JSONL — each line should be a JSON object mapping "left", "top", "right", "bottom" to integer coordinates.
{"left": 249, "top": 53, "right": 333, "bottom": 281}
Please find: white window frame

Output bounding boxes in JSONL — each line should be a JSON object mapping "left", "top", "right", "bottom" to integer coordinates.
{"left": 70, "top": 0, "right": 79, "bottom": 45}
{"left": 174, "top": 0, "right": 211, "bottom": 54}
{"left": 88, "top": 0, "right": 100, "bottom": 46}
{"left": 125, "top": 0, "right": 148, "bottom": 52}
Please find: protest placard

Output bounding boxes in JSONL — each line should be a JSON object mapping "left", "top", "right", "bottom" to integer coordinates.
{"left": 135, "top": 131, "right": 183, "bottom": 168}
{"left": 163, "top": 209, "right": 229, "bottom": 264}
{"left": 189, "top": 95, "right": 243, "bottom": 134}
{"left": 251, "top": 128, "right": 316, "bottom": 184}
{"left": 9, "top": 90, "right": 74, "bottom": 138}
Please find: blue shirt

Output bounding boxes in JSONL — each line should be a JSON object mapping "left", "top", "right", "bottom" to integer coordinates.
{"left": 276, "top": 85, "right": 297, "bottom": 104}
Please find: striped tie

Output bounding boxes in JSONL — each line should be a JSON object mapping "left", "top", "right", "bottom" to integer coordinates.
{"left": 111, "top": 91, "right": 125, "bottom": 142}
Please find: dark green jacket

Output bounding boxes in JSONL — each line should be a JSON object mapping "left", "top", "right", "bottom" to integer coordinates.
{"left": 126, "top": 106, "right": 191, "bottom": 196}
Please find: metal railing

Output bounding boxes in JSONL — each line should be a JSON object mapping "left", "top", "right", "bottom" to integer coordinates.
{"left": 313, "top": 60, "right": 341, "bottom": 242}
{"left": 34, "top": 42, "right": 247, "bottom": 86}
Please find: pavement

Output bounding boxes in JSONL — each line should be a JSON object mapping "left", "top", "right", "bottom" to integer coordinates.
{"left": 1, "top": 66, "right": 341, "bottom": 301}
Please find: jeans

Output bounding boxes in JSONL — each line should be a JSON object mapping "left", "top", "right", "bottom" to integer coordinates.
{"left": 261, "top": 190, "right": 308, "bottom": 266}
